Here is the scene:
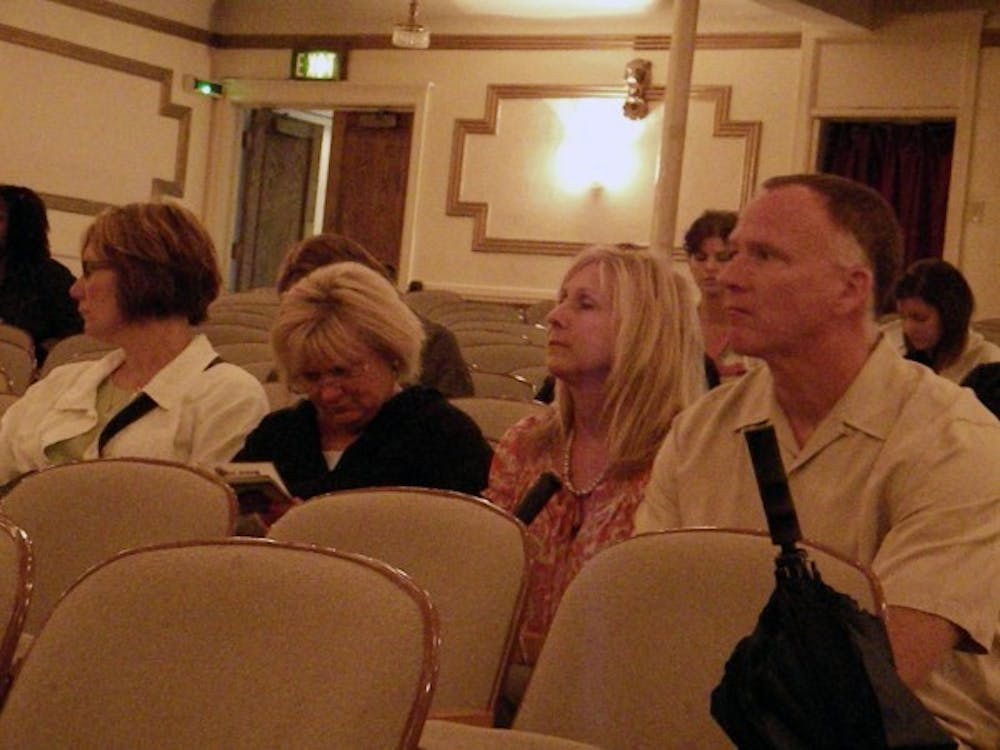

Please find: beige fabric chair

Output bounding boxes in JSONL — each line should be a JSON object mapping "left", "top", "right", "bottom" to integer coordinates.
{"left": 0, "top": 324, "right": 33, "bottom": 356}
{"left": 523, "top": 299, "right": 556, "bottom": 326}
{"left": 0, "top": 516, "right": 31, "bottom": 697}
{"left": 37, "top": 333, "right": 114, "bottom": 378}
{"left": 403, "top": 289, "right": 465, "bottom": 317}
{"left": 196, "top": 322, "right": 270, "bottom": 345}
{"left": 972, "top": 316, "right": 1000, "bottom": 345}
{"left": 210, "top": 287, "right": 281, "bottom": 307}
{"left": 204, "top": 309, "right": 276, "bottom": 329}
{"left": 0, "top": 539, "right": 438, "bottom": 749}
{"left": 433, "top": 304, "right": 526, "bottom": 327}
{"left": 262, "top": 380, "right": 302, "bottom": 411}
{"left": 453, "top": 329, "right": 529, "bottom": 347}
{"left": 449, "top": 397, "right": 549, "bottom": 445}
{"left": 0, "top": 341, "right": 35, "bottom": 395}
{"left": 212, "top": 341, "right": 276, "bottom": 382}
{"left": 509, "top": 365, "right": 549, "bottom": 392}
{"left": 420, "top": 722, "right": 603, "bottom": 750}
{"left": 462, "top": 343, "right": 547, "bottom": 375}
{"left": 512, "top": 528, "right": 884, "bottom": 750}
{"left": 423, "top": 528, "right": 884, "bottom": 749}
{"left": 0, "top": 393, "right": 19, "bottom": 418}
{"left": 470, "top": 372, "right": 536, "bottom": 401}
{"left": 269, "top": 487, "right": 530, "bottom": 725}
{"left": 447, "top": 321, "right": 548, "bottom": 346}
{"left": 0, "top": 458, "right": 237, "bottom": 637}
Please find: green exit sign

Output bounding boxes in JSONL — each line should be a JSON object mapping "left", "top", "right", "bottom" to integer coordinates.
{"left": 291, "top": 50, "right": 342, "bottom": 81}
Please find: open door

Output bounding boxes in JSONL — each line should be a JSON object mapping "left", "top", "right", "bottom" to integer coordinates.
{"left": 323, "top": 110, "right": 413, "bottom": 279}
{"left": 234, "top": 109, "right": 324, "bottom": 290}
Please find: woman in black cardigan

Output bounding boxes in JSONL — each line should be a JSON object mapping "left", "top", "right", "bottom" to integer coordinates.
{"left": 235, "top": 262, "right": 492, "bottom": 517}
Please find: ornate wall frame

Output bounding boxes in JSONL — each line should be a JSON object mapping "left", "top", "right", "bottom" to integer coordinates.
{"left": 0, "top": 22, "right": 190, "bottom": 216}
{"left": 446, "top": 84, "right": 761, "bottom": 255}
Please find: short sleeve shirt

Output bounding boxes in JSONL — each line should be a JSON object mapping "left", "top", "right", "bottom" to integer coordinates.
{"left": 636, "top": 338, "right": 1000, "bottom": 748}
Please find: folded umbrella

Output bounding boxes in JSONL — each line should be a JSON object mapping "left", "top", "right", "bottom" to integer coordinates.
{"left": 710, "top": 424, "right": 956, "bottom": 750}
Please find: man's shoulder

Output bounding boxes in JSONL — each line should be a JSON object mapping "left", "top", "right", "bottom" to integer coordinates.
{"left": 672, "top": 366, "right": 770, "bottom": 436}
{"left": 899, "top": 357, "right": 997, "bottom": 427}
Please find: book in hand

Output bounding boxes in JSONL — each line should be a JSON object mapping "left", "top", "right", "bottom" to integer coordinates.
{"left": 215, "top": 462, "right": 292, "bottom": 515}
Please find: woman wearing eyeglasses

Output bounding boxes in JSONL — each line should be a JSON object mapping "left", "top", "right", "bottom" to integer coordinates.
{"left": 234, "top": 261, "right": 493, "bottom": 508}
{"left": 0, "top": 201, "right": 269, "bottom": 484}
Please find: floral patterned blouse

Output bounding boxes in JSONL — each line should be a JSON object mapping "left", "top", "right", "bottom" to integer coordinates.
{"left": 483, "top": 413, "right": 649, "bottom": 663}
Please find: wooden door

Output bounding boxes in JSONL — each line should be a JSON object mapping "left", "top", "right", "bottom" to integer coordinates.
{"left": 324, "top": 110, "right": 413, "bottom": 278}
{"left": 235, "top": 109, "right": 324, "bottom": 290}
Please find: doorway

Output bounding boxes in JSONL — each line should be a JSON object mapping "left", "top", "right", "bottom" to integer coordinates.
{"left": 234, "top": 107, "right": 414, "bottom": 290}
{"left": 817, "top": 119, "right": 955, "bottom": 280}
{"left": 324, "top": 110, "right": 414, "bottom": 280}
{"left": 234, "top": 109, "right": 324, "bottom": 290}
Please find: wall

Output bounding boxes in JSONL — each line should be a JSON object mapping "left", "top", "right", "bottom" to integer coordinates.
{"left": 0, "top": 0, "right": 216, "bottom": 272}
{"left": 211, "top": 42, "right": 801, "bottom": 301}
{"left": 3, "top": 2, "right": 997, "bottom": 316}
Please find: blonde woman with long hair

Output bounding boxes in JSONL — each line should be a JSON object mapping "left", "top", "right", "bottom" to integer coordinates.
{"left": 485, "top": 244, "right": 704, "bottom": 663}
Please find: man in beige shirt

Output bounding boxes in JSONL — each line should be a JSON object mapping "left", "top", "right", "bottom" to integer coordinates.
{"left": 635, "top": 173, "right": 999, "bottom": 748}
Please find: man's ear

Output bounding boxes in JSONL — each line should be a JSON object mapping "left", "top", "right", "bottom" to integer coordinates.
{"left": 839, "top": 265, "right": 874, "bottom": 315}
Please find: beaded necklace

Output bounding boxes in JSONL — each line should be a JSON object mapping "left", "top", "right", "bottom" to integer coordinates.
{"left": 561, "top": 431, "right": 608, "bottom": 498}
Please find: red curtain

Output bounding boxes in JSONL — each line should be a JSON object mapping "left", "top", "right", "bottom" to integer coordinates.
{"left": 819, "top": 121, "right": 954, "bottom": 273}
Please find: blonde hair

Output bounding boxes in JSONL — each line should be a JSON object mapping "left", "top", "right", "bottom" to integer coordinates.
{"left": 271, "top": 262, "right": 425, "bottom": 386}
{"left": 536, "top": 245, "right": 705, "bottom": 478}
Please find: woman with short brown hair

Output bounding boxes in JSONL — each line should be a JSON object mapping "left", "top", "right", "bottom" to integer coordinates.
{"left": 0, "top": 201, "right": 269, "bottom": 483}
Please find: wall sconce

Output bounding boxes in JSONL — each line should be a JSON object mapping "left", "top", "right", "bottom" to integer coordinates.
{"left": 623, "top": 58, "right": 652, "bottom": 120}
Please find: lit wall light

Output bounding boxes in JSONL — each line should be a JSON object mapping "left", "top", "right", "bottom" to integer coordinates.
{"left": 550, "top": 99, "right": 647, "bottom": 194}
{"left": 623, "top": 58, "right": 652, "bottom": 120}
{"left": 182, "top": 74, "right": 224, "bottom": 98}
{"left": 291, "top": 50, "right": 342, "bottom": 80}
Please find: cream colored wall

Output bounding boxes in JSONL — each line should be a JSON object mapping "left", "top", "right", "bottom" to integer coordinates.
{"left": 212, "top": 45, "right": 801, "bottom": 300}
{"left": 5, "top": 3, "right": 997, "bottom": 314}
{"left": 966, "top": 48, "right": 1000, "bottom": 318}
{"left": 2, "top": 0, "right": 215, "bottom": 272}
{"left": 796, "top": 11, "right": 1000, "bottom": 317}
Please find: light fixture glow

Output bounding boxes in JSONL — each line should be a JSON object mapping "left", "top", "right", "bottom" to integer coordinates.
{"left": 292, "top": 50, "right": 341, "bottom": 80}
{"left": 392, "top": 0, "right": 431, "bottom": 49}
{"left": 550, "top": 99, "right": 647, "bottom": 194}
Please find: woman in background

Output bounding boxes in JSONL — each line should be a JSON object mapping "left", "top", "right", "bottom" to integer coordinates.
{"left": 895, "top": 257, "right": 1000, "bottom": 414}
{"left": 236, "top": 261, "right": 492, "bottom": 505}
{"left": 485, "top": 244, "right": 704, "bottom": 664}
{"left": 0, "top": 201, "right": 269, "bottom": 484}
{"left": 0, "top": 185, "right": 82, "bottom": 362}
{"left": 683, "top": 209, "right": 754, "bottom": 386}
{"left": 276, "top": 233, "right": 473, "bottom": 398}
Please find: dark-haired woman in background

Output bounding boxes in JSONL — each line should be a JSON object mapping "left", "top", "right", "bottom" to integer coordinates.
{"left": 0, "top": 185, "right": 82, "bottom": 362}
{"left": 683, "top": 209, "right": 755, "bottom": 386}
{"left": 895, "top": 258, "right": 1000, "bottom": 415}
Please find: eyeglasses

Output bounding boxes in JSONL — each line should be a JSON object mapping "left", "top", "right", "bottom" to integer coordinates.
{"left": 293, "top": 360, "right": 374, "bottom": 392}
{"left": 80, "top": 260, "right": 115, "bottom": 278}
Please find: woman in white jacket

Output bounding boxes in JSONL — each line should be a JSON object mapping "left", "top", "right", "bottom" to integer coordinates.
{"left": 0, "top": 201, "right": 268, "bottom": 484}
{"left": 895, "top": 257, "right": 1000, "bottom": 414}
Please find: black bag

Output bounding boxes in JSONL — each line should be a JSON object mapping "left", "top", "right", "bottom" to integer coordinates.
{"left": 709, "top": 425, "right": 956, "bottom": 750}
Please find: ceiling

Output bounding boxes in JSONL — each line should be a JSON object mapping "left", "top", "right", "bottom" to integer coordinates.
{"left": 210, "top": 0, "right": 998, "bottom": 36}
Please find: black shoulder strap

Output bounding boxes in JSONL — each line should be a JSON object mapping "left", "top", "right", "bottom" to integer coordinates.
{"left": 97, "top": 356, "right": 224, "bottom": 456}
{"left": 97, "top": 393, "right": 156, "bottom": 456}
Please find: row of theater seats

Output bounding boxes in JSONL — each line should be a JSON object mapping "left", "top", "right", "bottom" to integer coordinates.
{"left": 0, "top": 457, "right": 887, "bottom": 748}
{"left": 405, "top": 289, "right": 555, "bottom": 402}
{"left": 0, "top": 287, "right": 548, "bottom": 407}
